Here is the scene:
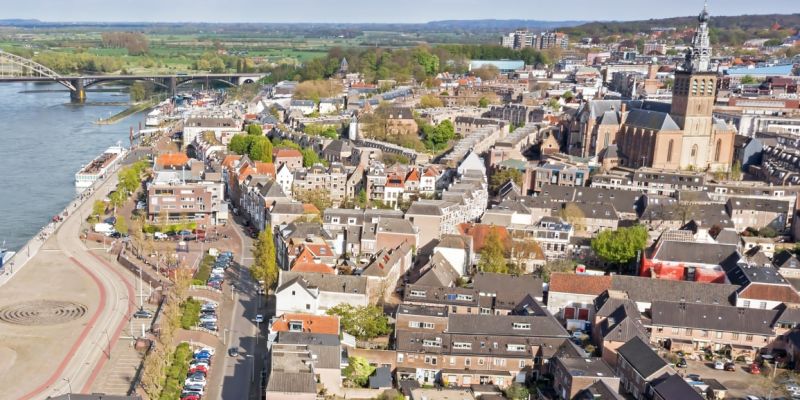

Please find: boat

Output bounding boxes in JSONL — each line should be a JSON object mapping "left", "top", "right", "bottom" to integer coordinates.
{"left": 75, "top": 144, "right": 127, "bottom": 192}
{"left": 0, "top": 244, "right": 14, "bottom": 269}
{"left": 145, "top": 109, "right": 163, "bottom": 126}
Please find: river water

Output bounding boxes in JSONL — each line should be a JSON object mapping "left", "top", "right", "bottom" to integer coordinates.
{"left": 0, "top": 82, "right": 147, "bottom": 251}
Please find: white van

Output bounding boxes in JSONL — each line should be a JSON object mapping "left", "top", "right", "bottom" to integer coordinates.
{"left": 93, "top": 223, "right": 114, "bottom": 234}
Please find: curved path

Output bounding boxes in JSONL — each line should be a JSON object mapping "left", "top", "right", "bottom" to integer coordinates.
{"left": 0, "top": 171, "right": 136, "bottom": 400}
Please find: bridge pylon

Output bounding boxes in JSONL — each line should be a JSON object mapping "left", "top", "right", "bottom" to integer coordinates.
{"left": 69, "top": 78, "right": 85, "bottom": 103}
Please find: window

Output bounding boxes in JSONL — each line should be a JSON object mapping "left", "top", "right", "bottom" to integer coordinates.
{"left": 667, "top": 139, "right": 674, "bottom": 163}
{"left": 465, "top": 358, "right": 471, "bottom": 367}
{"left": 714, "top": 139, "right": 722, "bottom": 162}
{"left": 397, "top": 353, "right": 404, "bottom": 363}
{"left": 494, "top": 358, "right": 506, "bottom": 366}
{"left": 743, "top": 300, "right": 751, "bottom": 308}
{"left": 760, "top": 302, "right": 768, "bottom": 309}
{"left": 410, "top": 290, "right": 426, "bottom": 297}
{"left": 701, "top": 330, "right": 708, "bottom": 337}
{"left": 715, "top": 331, "right": 723, "bottom": 339}
{"left": 478, "top": 358, "right": 485, "bottom": 365}
{"left": 289, "top": 321, "right": 303, "bottom": 332}
{"left": 450, "top": 357, "right": 456, "bottom": 366}
{"left": 453, "top": 342, "right": 472, "bottom": 350}
{"left": 519, "top": 360, "right": 526, "bottom": 368}
{"left": 423, "top": 339, "right": 441, "bottom": 348}
{"left": 409, "top": 321, "right": 421, "bottom": 328}
{"left": 672, "top": 327, "right": 680, "bottom": 334}
{"left": 422, "top": 322, "right": 435, "bottom": 329}
{"left": 512, "top": 323, "right": 531, "bottom": 330}
{"left": 507, "top": 344, "right": 526, "bottom": 352}
{"left": 732, "top": 333, "right": 739, "bottom": 340}
{"left": 746, "top": 335, "right": 754, "bottom": 342}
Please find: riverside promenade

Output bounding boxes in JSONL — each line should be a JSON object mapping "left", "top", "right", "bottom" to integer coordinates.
{"left": 0, "top": 150, "right": 144, "bottom": 400}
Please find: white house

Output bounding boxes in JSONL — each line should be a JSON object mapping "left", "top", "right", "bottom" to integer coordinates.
{"left": 289, "top": 100, "right": 317, "bottom": 116}
{"left": 276, "top": 163, "right": 294, "bottom": 197}
{"left": 275, "top": 271, "right": 369, "bottom": 316}
{"left": 432, "top": 235, "right": 472, "bottom": 276}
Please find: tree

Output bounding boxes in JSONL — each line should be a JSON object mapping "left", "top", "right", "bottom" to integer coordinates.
{"left": 327, "top": 304, "right": 391, "bottom": 341}
{"left": 478, "top": 229, "right": 510, "bottom": 274}
{"left": 343, "top": 356, "right": 376, "bottom": 387}
{"left": 227, "top": 134, "right": 273, "bottom": 162}
{"left": 418, "top": 94, "right": 443, "bottom": 108}
{"left": 562, "top": 90, "right": 575, "bottom": 102}
{"left": 251, "top": 226, "right": 278, "bottom": 289}
{"left": 472, "top": 65, "right": 500, "bottom": 80}
{"left": 114, "top": 215, "right": 128, "bottom": 235}
{"left": 90, "top": 200, "right": 106, "bottom": 222}
{"left": 245, "top": 124, "right": 263, "bottom": 136}
{"left": 357, "top": 189, "right": 368, "bottom": 208}
{"left": 740, "top": 75, "right": 757, "bottom": 85}
{"left": 758, "top": 226, "right": 778, "bottom": 238}
{"left": 489, "top": 168, "right": 523, "bottom": 192}
{"left": 478, "top": 96, "right": 490, "bottom": 108}
{"left": 129, "top": 82, "right": 147, "bottom": 102}
{"left": 591, "top": 225, "right": 648, "bottom": 266}
{"left": 538, "top": 259, "right": 575, "bottom": 283}
{"left": 731, "top": 160, "right": 743, "bottom": 181}
{"left": 504, "top": 384, "right": 530, "bottom": 400}
{"left": 295, "top": 189, "right": 333, "bottom": 212}
{"left": 422, "top": 120, "right": 456, "bottom": 153}
{"left": 301, "top": 147, "right": 324, "bottom": 167}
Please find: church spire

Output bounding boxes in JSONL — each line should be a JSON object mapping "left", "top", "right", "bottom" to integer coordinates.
{"left": 683, "top": 1, "right": 712, "bottom": 72}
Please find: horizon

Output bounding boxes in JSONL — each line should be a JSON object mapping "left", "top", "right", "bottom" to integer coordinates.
{"left": 3, "top": 0, "right": 799, "bottom": 24}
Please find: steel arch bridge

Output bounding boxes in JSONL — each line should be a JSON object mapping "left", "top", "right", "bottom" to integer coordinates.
{"left": 0, "top": 49, "right": 265, "bottom": 102}
{"left": 0, "top": 49, "right": 76, "bottom": 91}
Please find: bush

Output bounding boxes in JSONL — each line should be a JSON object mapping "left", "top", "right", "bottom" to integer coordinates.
{"left": 159, "top": 342, "right": 193, "bottom": 399}
{"left": 194, "top": 255, "right": 214, "bottom": 283}
{"left": 179, "top": 297, "right": 201, "bottom": 329}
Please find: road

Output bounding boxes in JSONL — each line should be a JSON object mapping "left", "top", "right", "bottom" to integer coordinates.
{"left": 0, "top": 160, "right": 137, "bottom": 399}
{"left": 216, "top": 214, "right": 271, "bottom": 400}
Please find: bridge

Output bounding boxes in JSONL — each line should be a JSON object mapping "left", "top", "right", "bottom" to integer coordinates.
{"left": 0, "top": 49, "right": 265, "bottom": 102}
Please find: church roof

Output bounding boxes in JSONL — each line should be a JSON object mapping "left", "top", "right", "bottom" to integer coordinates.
{"left": 599, "top": 110, "right": 620, "bottom": 125}
{"left": 624, "top": 109, "right": 680, "bottom": 132}
{"left": 713, "top": 117, "right": 730, "bottom": 132}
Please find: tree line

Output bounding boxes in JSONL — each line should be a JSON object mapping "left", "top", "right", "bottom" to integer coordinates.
{"left": 100, "top": 31, "right": 149, "bottom": 56}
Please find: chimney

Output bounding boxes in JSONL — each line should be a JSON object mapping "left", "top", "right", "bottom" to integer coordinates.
{"left": 620, "top": 102, "right": 627, "bottom": 114}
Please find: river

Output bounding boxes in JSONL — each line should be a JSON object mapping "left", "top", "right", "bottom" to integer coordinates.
{"left": 0, "top": 82, "right": 147, "bottom": 251}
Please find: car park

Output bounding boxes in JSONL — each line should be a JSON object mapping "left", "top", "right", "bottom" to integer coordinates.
{"left": 199, "top": 314, "right": 217, "bottom": 323}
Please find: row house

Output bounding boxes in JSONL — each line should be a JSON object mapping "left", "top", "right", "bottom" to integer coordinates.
{"left": 589, "top": 167, "right": 706, "bottom": 196}
{"left": 273, "top": 148, "right": 304, "bottom": 171}
{"left": 395, "top": 314, "right": 569, "bottom": 387}
{"left": 552, "top": 357, "right": 620, "bottom": 400}
{"left": 241, "top": 179, "right": 289, "bottom": 232}
{"left": 362, "top": 242, "right": 413, "bottom": 302}
{"left": 648, "top": 301, "right": 780, "bottom": 358}
{"left": 725, "top": 196, "right": 791, "bottom": 233}
{"left": 528, "top": 161, "right": 590, "bottom": 195}
{"left": 292, "top": 162, "right": 360, "bottom": 206}
{"left": 182, "top": 115, "right": 241, "bottom": 150}
{"left": 275, "top": 271, "right": 369, "bottom": 316}
{"left": 615, "top": 337, "right": 673, "bottom": 400}
{"left": 405, "top": 200, "right": 463, "bottom": 249}
{"left": 274, "top": 222, "right": 335, "bottom": 271}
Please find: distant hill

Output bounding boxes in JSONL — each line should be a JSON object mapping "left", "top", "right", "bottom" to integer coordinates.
{"left": 0, "top": 19, "right": 42, "bottom": 26}
{"left": 564, "top": 13, "right": 800, "bottom": 43}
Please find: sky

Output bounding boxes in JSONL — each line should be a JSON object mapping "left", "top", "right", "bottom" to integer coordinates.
{"left": 3, "top": 0, "right": 799, "bottom": 23}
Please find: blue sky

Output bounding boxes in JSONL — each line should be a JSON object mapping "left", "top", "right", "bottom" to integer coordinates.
{"left": 5, "top": 0, "right": 800, "bottom": 23}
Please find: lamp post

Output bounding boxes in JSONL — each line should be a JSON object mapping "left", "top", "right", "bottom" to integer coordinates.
{"left": 246, "top": 354, "right": 255, "bottom": 383}
{"left": 63, "top": 378, "right": 73, "bottom": 400}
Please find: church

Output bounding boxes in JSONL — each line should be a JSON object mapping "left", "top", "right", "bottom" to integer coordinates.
{"left": 573, "top": 4, "right": 736, "bottom": 172}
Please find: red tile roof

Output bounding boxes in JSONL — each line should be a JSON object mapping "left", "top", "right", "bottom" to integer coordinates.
{"left": 254, "top": 162, "right": 276, "bottom": 177}
{"left": 739, "top": 283, "right": 800, "bottom": 303}
{"left": 549, "top": 273, "right": 612, "bottom": 296}
{"left": 405, "top": 168, "right": 420, "bottom": 182}
{"left": 303, "top": 203, "right": 320, "bottom": 215}
{"left": 457, "top": 223, "right": 511, "bottom": 253}
{"left": 274, "top": 148, "right": 303, "bottom": 158}
{"left": 271, "top": 313, "right": 339, "bottom": 334}
{"left": 156, "top": 153, "right": 189, "bottom": 168}
{"left": 291, "top": 262, "right": 336, "bottom": 274}
{"left": 221, "top": 155, "right": 242, "bottom": 169}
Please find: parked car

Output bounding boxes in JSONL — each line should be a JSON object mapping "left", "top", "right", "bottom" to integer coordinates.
{"left": 179, "top": 393, "right": 200, "bottom": 400}
{"left": 200, "top": 321, "right": 218, "bottom": 331}
{"left": 750, "top": 363, "right": 761, "bottom": 374}
{"left": 571, "top": 330, "right": 585, "bottom": 340}
{"left": 687, "top": 374, "right": 701, "bottom": 382}
{"left": 714, "top": 360, "right": 725, "bottom": 370}
{"left": 724, "top": 362, "right": 736, "bottom": 371}
{"left": 182, "top": 384, "right": 204, "bottom": 395}
{"left": 154, "top": 232, "right": 169, "bottom": 240}
{"left": 199, "top": 315, "right": 217, "bottom": 324}
{"left": 133, "top": 309, "right": 153, "bottom": 319}
{"left": 228, "top": 347, "right": 239, "bottom": 357}
{"left": 188, "top": 364, "right": 208, "bottom": 375}
{"left": 195, "top": 347, "right": 215, "bottom": 356}
{"left": 185, "top": 374, "right": 207, "bottom": 387}
{"left": 677, "top": 358, "right": 687, "bottom": 368}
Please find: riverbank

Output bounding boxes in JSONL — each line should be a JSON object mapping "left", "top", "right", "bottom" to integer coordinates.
{"left": 95, "top": 99, "right": 156, "bottom": 125}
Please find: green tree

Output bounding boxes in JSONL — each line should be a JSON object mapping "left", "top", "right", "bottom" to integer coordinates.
{"left": 418, "top": 94, "right": 443, "bottom": 108}
{"left": 740, "top": 75, "right": 757, "bottom": 85}
{"left": 422, "top": 119, "right": 455, "bottom": 153}
{"left": 357, "top": 189, "right": 368, "bottom": 208}
{"left": 489, "top": 168, "right": 523, "bottom": 192}
{"left": 114, "top": 215, "right": 128, "bottom": 235}
{"left": 301, "top": 147, "right": 324, "bottom": 167}
{"left": 327, "top": 304, "right": 391, "bottom": 341}
{"left": 478, "top": 96, "right": 490, "bottom": 108}
{"left": 295, "top": 189, "right": 332, "bottom": 212}
{"left": 228, "top": 134, "right": 251, "bottom": 155}
{"left": 343, "top": 356, "right": 376, "bottom": 388}
{"left": 91, "top": 200, "right": 107, "bottom": 222}
{"left": 129, "top": 82, "right": 147, "bottom": 102}
{"left": 537, "top": 259, "right": 574, "bottom": 283}
{"left": 245, "top": 124, "right": 263, "bottom": 136}
{"left": 251, "top": 226, "right": 278, "bottom": 289}
{"left": 562, "top": 90, "right": 575, "bottom": 102}
{"left": 478, "top": 229, "right": 509, "bottom": 273}
{"left": 731, "top": 160, "right": 743, "bottom": 181}
{"left": 591, "top": 225, "right": 648, "bottom": 266}
{"left": 248, "top": 136, "right": 273, "bottom": 162}
{"left": 504, "top": 384, "right": 530, "bottom": 400}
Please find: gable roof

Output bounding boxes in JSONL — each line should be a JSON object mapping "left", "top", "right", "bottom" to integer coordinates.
{"left": 650, "top": 301, "right": 779, "bottom": 335}
{"left": 738, "top": 283, "right": 800, "bottom": 303}
{"left": 610, "top": 275, "right": 738, "bottom": 306}
{"left": 291, "top": 262, "right": 336, "bottom": 274}
{"left": 279, "top": 271, "right": 367, "bottom": 295}
{"left": 651, "top": 373, "right": 704, "bottom": 400}
{"left": 156, "top": 152, "right": 189, "bottom": 168}
{"left": 416, "top": 253, "right": 460, "bottom": 287}
{"left": 457, "top": 223, "right": 511, "bottom": 253}
{"left": 624, "top": 108, "right": 680, "bottom": 131}
{"left": 617, "top": 337, "right": 669, "bottom": 379}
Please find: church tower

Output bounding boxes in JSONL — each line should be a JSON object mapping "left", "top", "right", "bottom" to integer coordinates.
{"left": 670, "top": 2, "right": 718, "bottom": 168}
